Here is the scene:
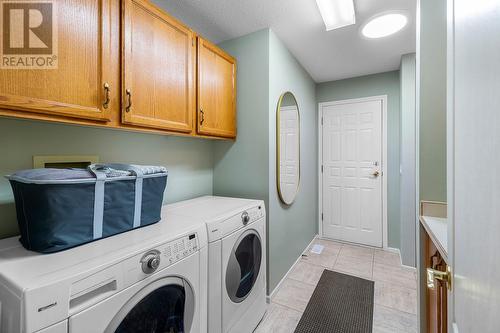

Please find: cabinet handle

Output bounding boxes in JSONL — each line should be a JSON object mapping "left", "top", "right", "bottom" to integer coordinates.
{"left": 125, "top": 89, "right": 132, "bottom": 113}
{"left": 103, "top": 83, "right": 110, "bottom": 109}
{"left": 200, "top": 108, "right": 204, "bottom": 125}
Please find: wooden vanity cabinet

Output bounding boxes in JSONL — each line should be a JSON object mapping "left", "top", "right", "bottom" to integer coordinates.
{"left": 121, "top": 0, "right": 195, "bottom": 133}
{"left": 0, "top": 0, "right": 113, "bottom": 122}
{"left": 197, "top": 37, "right": 237, "bottom": 138}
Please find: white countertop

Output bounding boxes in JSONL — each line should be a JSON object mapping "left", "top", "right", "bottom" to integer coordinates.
{"left": 420, "top": 215, "right": 448, "bottom": 262}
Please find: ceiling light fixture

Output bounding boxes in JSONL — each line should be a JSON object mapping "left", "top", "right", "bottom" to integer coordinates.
{"left": 315, "top": 0, "right": 356, "bottom": 31}
{"left": 361, "top": 13, "right": 408, "bottom": 39}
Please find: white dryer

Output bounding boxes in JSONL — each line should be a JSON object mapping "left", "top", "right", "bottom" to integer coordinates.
{"left": 0, "top": 205, "right": 208, "bottom": 333}
{"left": 168, "top": 196, "right": 267, "bottom": 333}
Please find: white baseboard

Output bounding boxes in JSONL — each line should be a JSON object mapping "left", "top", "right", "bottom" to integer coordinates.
{"left": 401, "top": 264, "right": 417, "bottom": 272}
{"left": 319, "top": 236, "right": 382, "bottom": 250}
{"left": 384, "top": 247, "right": 417, "bottom": 272}
{"left": 267, "top": 234, "right": 319, "bottom": 302}
{"left": 383, "top": 246, "right": 401, "bottom": 254}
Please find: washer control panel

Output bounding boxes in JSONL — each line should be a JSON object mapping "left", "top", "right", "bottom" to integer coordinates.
{"left": 135, "top": 233, "right": 199, "bottom": 275}
{"left": 120, "top": 233, "right": 199, "bottom": 288}
{"left": 207, "top": 204, "right": 265, "bottom": 242}
{"left": 161, "top": 233, "right": 198, "bottom": 266}
{"left": 246, "top": 205, "right": 264, "bottom": 223}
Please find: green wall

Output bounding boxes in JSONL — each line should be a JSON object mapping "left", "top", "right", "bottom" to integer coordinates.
{"left": 316, "top": 71, "right": 402, "bottom": 249}
{"left": 0, "top": 118, "right": 214, "bottom": 239}
{"left": 214, "top": 29, "right": 317, "bottom": 294}
{"left": 268, "top": 31, "right": 317, "bottom": 293}
{"left": 419, "top": 0, "right": 447, "bottom": 202}
{"left": 214, "top": 29, "right": 271, "bottom": 291}
{"left": 213, "top": 29, "right": 270, "bottom": 205}
{"left": 400, "top": 53, "right": 417, "bottom": 267}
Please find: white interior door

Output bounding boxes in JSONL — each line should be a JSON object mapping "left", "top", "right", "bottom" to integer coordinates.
{"left": 321, "top": 98, "right": 383, "bottom": 247}
{"left": 448, "top": 0, "right": 500, "bottom": 331}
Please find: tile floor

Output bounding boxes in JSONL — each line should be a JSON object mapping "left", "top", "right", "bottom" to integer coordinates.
{"left": 255, "top": 238, "right": 418, "bottom": 333}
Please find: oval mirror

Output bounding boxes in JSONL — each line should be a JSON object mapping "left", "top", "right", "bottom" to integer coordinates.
{"left": 276, "top": 92, "right": 300, "bottom": 205}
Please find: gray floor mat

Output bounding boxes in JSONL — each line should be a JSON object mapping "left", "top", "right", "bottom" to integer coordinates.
{"left": 294, "top": 270, "right": 374, "bottom": 333}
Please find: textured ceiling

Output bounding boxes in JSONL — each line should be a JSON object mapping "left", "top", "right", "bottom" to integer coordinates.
{"left": 152, "top": 0, "right": 416, "bottom": 82}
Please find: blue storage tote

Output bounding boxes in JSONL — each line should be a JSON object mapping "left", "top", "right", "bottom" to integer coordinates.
{"left": 6, "top": 164, "right": 168, "bottom": 253}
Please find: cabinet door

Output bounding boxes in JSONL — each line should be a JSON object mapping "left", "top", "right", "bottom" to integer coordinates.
{"left": 0, "top": 0, "right": 112, "bottom": 121}
{"left": 197, "top": 38, "right": 236, "bottom": 138}
{"left": 122, "top": 0, "right": 194, "bottom": 133}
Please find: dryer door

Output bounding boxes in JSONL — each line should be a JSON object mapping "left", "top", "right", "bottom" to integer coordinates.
{"left": 105, "top": 277, "right": 195, "bottom": 333}
{"left": 225, "top": 229, "right": 262, "bottom": 303}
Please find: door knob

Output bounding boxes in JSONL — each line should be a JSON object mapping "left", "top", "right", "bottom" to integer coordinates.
{"left": 427, "top": 265, "right": 452, "bottom": 291}
{"left": 372, "top": 170, "right": 380, "bottom": 177}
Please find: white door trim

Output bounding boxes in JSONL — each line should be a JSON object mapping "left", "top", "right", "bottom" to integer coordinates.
{"left": 415, "top": 2, "right": 422, "bottom": 331}
{"left": 318, "top": 95, "right": 388, "bottom": 248}
{"left": 446, "top": 0, "right": 455, "bottom": 330}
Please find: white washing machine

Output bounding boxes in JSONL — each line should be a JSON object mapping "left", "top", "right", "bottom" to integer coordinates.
{"left": 168, "top": 196, "right": 267, "bottom": 333}
{"left": 0, "top": 205, "right": 208, "bottom": 333}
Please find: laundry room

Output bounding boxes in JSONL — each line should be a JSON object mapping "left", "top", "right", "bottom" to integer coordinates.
{"left": 1, "top": 0, "right": 499, "bottom": 332}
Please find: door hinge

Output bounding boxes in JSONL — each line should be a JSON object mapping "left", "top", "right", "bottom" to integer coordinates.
{"left": 321, "top": 165, "right": 323, "bottom": 173}
{"left": 321, "top": 117, "right": 323, "bottom": 125}
{"left": 321, "top": 213, "right": 324, "bottom": 221}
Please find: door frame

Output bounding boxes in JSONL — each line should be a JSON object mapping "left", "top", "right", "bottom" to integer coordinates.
{"left": 318, "top": 95, "right": 388, "bottom": 248}
{"left": 445, "top": 0, "right": 455, "bottom": 330}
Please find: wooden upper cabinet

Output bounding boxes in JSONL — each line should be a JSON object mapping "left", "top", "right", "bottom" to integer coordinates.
{"left": 0, "top": 0, "right": 113, "bottom": 121}
{"left": 121, "top": 0, "right": 194, "bottom": 133}
{"left": 197, "top": 37, "right": 237, "bottom": 138}
{"left": 0, "top": 0, "right": 236, "bottom": 139}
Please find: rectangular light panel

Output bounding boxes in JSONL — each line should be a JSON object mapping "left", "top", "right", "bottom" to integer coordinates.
{"left": 316, "top": 0, "right": 356, "bottom": 31}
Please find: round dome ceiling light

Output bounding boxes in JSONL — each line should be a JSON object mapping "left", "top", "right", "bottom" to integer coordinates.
{"left": 361, "top": 13, "right": 408, "bottom": 39}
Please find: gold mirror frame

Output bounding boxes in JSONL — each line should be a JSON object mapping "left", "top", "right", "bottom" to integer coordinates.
{"left": 276, "top": 91, "right": 300, "bottom": 205}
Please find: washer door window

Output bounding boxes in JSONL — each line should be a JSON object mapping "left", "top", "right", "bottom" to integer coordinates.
{"left": 106, "top": 277, "right": 195, "bottom": 333}
{"left": 225, "top": 229, "right": 262, "bottom": 303}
